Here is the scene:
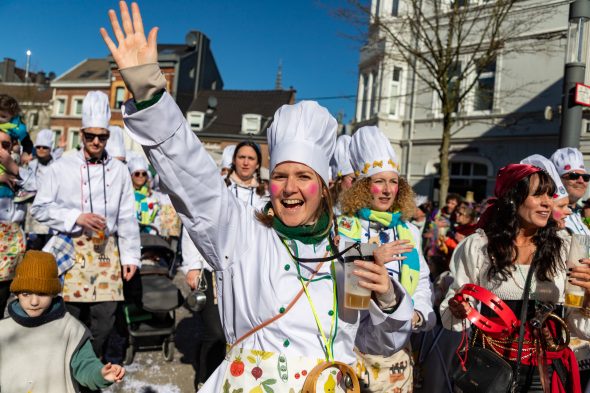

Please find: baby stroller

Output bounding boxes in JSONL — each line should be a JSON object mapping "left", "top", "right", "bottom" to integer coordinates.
{"left": 123, "top": 232, "right": 184, "bottom": 364}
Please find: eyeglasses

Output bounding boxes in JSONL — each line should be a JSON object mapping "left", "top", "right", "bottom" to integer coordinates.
{"left": 563, "top": 172, "right": 590, "bottom": 182}
{"left": 133, "top": 171, "right": 148, "bottom": 177}
{"left": 0, "top": 141, "right": 11, "bottom": 150}
{"left": 82, "top": 132, "right": 109, "bottom": 142}
{"left": 36, "top": 146, "right": 50, "bottom": 150}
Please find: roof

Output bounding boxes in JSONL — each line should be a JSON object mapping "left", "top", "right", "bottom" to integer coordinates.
{"left": 0, "top": 83, "right": 52, "bottom": 103}
{"left": 52, "top": 59, "right": 110, "bottom": 83}
{"left": 188, "top": 89, "right": 296, "bottom": 138}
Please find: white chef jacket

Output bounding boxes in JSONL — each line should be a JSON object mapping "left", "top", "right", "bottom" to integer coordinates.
{"left": 339, "top": 217, "right": 436, "bottom": 333}
{"left": 180, "top": 226, "right": 212, "bottom": 273}
{"left": 227, "top": 178, "right": 269, "bottom": 210}
{"left": 19, "top": 158, "right": 55, "bottom": 192}
{"left": 31, "top": 150, "right": 141, "bottom": 266}
{"left": 123, "top": 92, "right": 414, "bottom": 392}
{"left": 565, "top": 210, "right": 590, "bottom": 235}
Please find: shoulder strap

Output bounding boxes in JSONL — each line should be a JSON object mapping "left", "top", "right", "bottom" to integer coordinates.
{"left": 512, "top": 261, "right": 537, "bottom": 392}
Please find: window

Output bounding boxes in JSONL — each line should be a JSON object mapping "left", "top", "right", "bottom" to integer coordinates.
{"left": 187, "top": 111, "right": 205, "bottom": 131}
{"left": 370, "top": 70, "right": 379, "bottom": 115}
{"left": 473, "top": 59, "right": 496, "bottom": 111}
{"left": 392, "top": 0, "right": 399, "bottom": 16}
{"left": 72, "top": 97, "right": 83, "bottom": 116}
{"left": 361, "top": 73, "right": 369, "bottom": 120}
{"left": 435, "top": 160, "right": 490, "bottom": 201}
{"left": 53, "top": 129, "right": 62, "bottom": 146}
{"left": 448, "top": 62, "right": 462, "bottom": 113}
{"left": 68, "top": 128, "right": 80, "bottom": 150}
{"left": 29, "top": 112, "right": 39, "bottom": 127}
{"left": 241, "top": 114, "right": 262, "bottom": 134}
{"left": 54, "top": 97, "right": 66, "bottom": 116}
{"left": 115, "top": 87, "right": 125, "bottom": 109}
{"left": 389, "top": 66, "right": 402, "bottom": 115}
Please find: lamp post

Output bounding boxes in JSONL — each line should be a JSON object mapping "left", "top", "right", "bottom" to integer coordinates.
{"left": 24, "top": 50, "right": 31, "bottom": 83}
{"left": 560, "top": 0, "right": 590, "bottom": 148}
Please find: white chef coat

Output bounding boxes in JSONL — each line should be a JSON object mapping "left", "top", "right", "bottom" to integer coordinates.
{"left": 19, "top": 157, "right": 55, "bottom": 192}
{"left": 565, "top": 210, "right": 590, "bottom": 235}
{"left": 227, "top": 178, "right": 269, "bottom": 210}
{"left": 31, "top": 150, "right": 141, "bottom": 266}
{"left": 123, "top": 92, "right": 414, "bottom": 393}
{"left": 339, "top": 217, "right": 436, "bottom": 333}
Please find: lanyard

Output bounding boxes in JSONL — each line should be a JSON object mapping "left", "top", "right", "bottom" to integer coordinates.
{"left": 282, "top": 239, "right": 338, "bottom": 363}
{"left": 86, "top": 161, "right": 107, "bottom": 217}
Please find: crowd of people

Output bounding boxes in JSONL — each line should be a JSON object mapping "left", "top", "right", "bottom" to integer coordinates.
{"left": 2, "top": 2, "right": 590, "bottom": 392}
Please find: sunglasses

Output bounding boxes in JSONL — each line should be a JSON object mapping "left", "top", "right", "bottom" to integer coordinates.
{"left": 133, "top": 171, "right": 148, "bottom": 177}
{"left": 36, "top": 146, "right": 50, "bottom": 150}
{"left": 0, "top": 141, "right": 11, "bottom": 150}
{"left": 82, "top": 132, "right": 109, "bottom": 142}
{"left": 563, "top": 172, "right": 590, "bottom": 182}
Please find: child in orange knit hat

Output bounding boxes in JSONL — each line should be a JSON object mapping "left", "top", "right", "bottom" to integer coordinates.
{"left": 0, "top": 250, "right": 125, "bottom": 392}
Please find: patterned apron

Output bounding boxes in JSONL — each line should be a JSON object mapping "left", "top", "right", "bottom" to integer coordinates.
{"left": 62, "top": 234, "right": 123, "bottom": 302}
{"left": 223, "top": 348, "right": 351, "bottom": 393}
{"left": 159, "top": 204, "right": 181, "bottom": 237}
{"left": 0, "top": 222, "right": 26, "bottom": 281}
{"left": 355, "top": 348, "right": 413, "bottom": 393}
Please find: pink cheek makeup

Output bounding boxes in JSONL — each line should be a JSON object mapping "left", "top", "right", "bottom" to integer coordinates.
{"left": 270, "top": 184, "right": 281, "bottom": 196}
{"left": 370, "top": 185, "right": 381, "bottom": 195}
{"left": 307, "top": 183, "right": 319, "bottom": 196}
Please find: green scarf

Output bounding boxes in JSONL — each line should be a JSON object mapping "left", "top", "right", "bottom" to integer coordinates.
{"left": 264, "top": 203, "right": 331, "bottom": 244}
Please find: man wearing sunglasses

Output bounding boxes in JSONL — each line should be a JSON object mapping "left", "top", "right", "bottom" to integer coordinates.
{"left": 551, "top": 147, "right": 590, "bottom": 235}
{"left": 31, "top": 91, "right": 140, "bottom": 358}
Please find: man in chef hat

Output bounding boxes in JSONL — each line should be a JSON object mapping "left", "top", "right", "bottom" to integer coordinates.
{"left": 32, "top": 90, "right": 141, "bottom": 358}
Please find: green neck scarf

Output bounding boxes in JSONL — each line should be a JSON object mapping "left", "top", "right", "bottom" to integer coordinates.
{"left": 264, "top": 203, "right": 331, "bottom": 244}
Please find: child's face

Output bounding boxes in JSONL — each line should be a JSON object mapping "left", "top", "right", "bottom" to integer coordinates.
{"left": 17, "top": 293, "right": 54, "bottom": 317}
{"left": 0, "top": 110, "right": 12, "bottom": 123}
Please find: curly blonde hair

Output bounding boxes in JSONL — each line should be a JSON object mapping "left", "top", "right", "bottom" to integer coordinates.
{"left": 339, "top": 175, "right": 416, "bottom": 221}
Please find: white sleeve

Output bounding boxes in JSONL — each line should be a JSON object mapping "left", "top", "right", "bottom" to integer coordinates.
{"left": 123, "top": 92, "right": 257, "bottom": 271}
{"left": 116, "top": 170, "right": 141, "bottom": 267}
{"left": 31, "top": 164, "right": 82, "bottom": 233}
{"left": 180, "top": 227, "right": 211, "bottom": 273}
{"left": 439, "top": 233, "right": 485, "bottom": 331}
{"left": 409, "top": 224, "right": 436, "bottom": 332}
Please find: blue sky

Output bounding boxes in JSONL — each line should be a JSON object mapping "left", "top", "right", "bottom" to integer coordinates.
{"left": 1, "top": 0, "right": 365, "bottom": 123}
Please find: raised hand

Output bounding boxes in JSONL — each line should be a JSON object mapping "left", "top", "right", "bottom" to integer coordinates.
{"left": 100, "top": 1, "right": 158, "bottom": 69}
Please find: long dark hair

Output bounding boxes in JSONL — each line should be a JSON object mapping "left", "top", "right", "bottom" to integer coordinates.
{"left": 224, "top": 141, "right": 266, "bottom": 196}
{"left": 484, "top": 171, "right": 564, "bottom": 282}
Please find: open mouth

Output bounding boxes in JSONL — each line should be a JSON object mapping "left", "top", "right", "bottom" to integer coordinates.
{"left": 282, "top": 199, "right": 304, "bottom": 209}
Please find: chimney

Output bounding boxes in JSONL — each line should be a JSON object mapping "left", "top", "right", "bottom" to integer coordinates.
{"left": 1, "top": 58, "right": 16, "bottom": 83}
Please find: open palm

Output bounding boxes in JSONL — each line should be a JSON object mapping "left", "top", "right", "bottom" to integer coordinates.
{"left": 100, "top": 1, "right": 158, "bottom": 69}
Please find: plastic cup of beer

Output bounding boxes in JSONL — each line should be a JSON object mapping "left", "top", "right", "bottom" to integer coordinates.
{"left": 343, "top": 243, "right": 377, "bottom": 310}
{"left": 565, "top": 234, "right": 590, "bottom": 308}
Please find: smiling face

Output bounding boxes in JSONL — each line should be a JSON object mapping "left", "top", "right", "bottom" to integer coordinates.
{"left": 552, "top": 197, "right": 571, "bottom": 229}
{"left": 369, "top": 171, "right": 399, "bottom": 212}
{"left": 562, "top": 170, "right": 589, "bottom": 204}
{"left": 234, "top": 145, "right": 259, "bottom": 181}
{"left": 270, "top": 162, "right": 324, "bottom": 227}
{"left": 517, "top": 175, "right": 553, "bottom": 230}
{"left": 17, "top": 292, "right": 54, "bottom": 317}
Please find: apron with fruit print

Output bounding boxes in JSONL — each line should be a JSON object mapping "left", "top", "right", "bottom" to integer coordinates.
{"left": 0, "top": 222, "right": 25, "bottom": 281}
{"left": 355, "top": 346, "right": 413, "bottom": 393}
{"left": 223, "top": 348, "right": 350, "bottom": 393}
{"left": 61, "top": 234, "right": 123, "bottom": 302}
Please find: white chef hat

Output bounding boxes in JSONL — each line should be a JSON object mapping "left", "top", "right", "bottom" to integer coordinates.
{"left": 551, "top": 147, "right": 586, "bottom": 176}
{"left": 330, "top": 134, "right": 354, "bottom": 179}
{"left": 350, "top": 126, "right": 400, "bottom": 178}
{"left": 81, "top": 91, "right": 111, "bottom": 130}
{"left": 106, "top": 125, "right": 126, "bottom": 159}
{"left": 127, "top": 156, "right": 149, "bottom": 174}
{"left": 221, "top": 144, "right": 236, "bottom": 169}
{"left": 414, "top": 194, "right": 429, "bottom": 207}
{"left": 34, "top": 129, "right": 54, "bottom": 149}
{"left": 267, "top": 101, "right": 337, "bottom": 185}
{"left": 520, "top": 154, "right": 568, "bottom": 200}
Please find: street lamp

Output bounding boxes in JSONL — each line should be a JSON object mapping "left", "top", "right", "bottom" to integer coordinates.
{"left": 560, "top": 0, "right": 590, "bottom": 148}
{"left": 25, "top": 50, "right": 31, "bottom": 83}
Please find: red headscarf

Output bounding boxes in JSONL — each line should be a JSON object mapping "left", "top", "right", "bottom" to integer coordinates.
{"left": 477, "top": 164, "right": 542, "bottom": 228}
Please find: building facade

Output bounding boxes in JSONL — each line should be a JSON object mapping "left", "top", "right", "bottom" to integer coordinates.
{"left": 355, "top": 0, "right": 584, "bottom": 202}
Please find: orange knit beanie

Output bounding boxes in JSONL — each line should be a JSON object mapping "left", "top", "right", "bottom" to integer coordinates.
{"left": 10, "top": 250, "right": 62, "bottom": 295}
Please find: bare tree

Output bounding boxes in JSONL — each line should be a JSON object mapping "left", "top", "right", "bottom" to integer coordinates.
{"left": 339, "top": 0, "right": 558, "bottom": 203}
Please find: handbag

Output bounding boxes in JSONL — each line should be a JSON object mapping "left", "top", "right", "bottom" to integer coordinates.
{"left": 452, "top": 261, "right": 537, "bottom": 393}
{"left": 302, "top": 361, "right": 360, "bottom": 393}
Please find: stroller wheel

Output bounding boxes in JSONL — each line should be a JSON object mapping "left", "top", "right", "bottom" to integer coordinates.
{"left": 124, "top": 344, "right": 135, "bottom": 365}
{"left": 163, "top": 339, "right": 174, "bottom": 362}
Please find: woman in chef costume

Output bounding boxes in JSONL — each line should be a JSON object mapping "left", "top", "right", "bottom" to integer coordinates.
{"left": 101, "top": 2, "right": 413, "bottom": 391}
{"left": 337, "top": 126, "right": 434, "bottom": 392}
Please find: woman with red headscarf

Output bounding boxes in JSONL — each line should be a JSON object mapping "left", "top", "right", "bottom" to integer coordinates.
{"left": 440, "top": 164, "right": 590, "bottom": 392}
